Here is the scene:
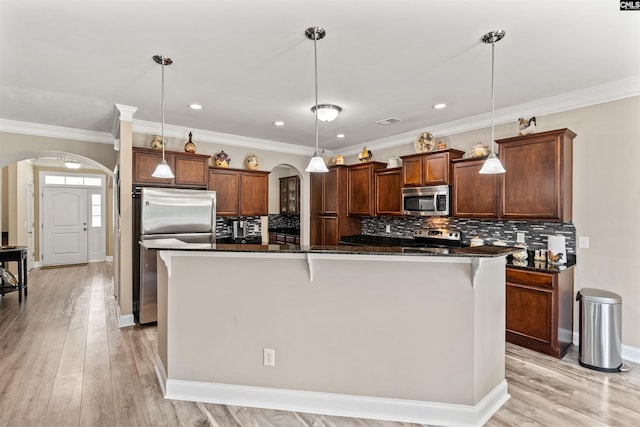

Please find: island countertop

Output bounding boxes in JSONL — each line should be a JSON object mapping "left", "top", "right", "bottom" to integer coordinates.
{"left": 140, "top": 238, "right": 519, "bottom": 258}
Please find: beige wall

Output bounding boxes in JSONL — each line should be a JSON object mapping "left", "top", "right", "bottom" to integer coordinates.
{"left": 363, "top": 96, "right": 640, "bottom": 349}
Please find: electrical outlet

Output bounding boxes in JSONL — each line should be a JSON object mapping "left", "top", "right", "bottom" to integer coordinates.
{"left": 516, "top": 232, "right": 525, "bottom": 243}
{"left": 579, "top": 236, "right": 590, "bottom": 249}
{"left": 385, "top": 225, "right": 391, "bottom": 233}
{"left": 263, "top": 348, "right": 275, "bottom": 367}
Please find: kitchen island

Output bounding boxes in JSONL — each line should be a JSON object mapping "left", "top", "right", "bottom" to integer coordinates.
{"left": 146, "top": 240, "right": 515, "bottom": 426}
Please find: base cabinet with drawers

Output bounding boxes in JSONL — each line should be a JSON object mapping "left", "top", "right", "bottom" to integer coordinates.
{"left": 505, "top": 267, "right": 574, "bottom": 359}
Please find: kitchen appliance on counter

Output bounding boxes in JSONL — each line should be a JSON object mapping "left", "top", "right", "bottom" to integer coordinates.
{"left": 133, "top": 187, "right": 216, "bottom": 324}
{"left": 402, "top": 185, "right": 450, "bottom": 216}
{"left": 232, "top": 220, "right": 248, "bottom": 240}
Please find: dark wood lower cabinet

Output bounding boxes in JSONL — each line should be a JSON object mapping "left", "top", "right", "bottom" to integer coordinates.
{"left": 311, "top": 216, "right": 340, "bottom": 246}
{"left": 506, "top": 267, "right": 574, "bottom": 359}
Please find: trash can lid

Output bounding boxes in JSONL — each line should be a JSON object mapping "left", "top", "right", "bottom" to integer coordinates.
{"left": 578, "top": 288, "right": 622, "bottom": 304}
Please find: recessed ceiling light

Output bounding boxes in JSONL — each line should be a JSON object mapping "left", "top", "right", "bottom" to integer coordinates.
{"left": 189, "top": 104, "right": 203, "bottom": 110}
{"left": 433, "top": 103, "right": 447, "bottom": 109}
{"left": 337, "top": 134, "right": 345, "bottom": 138}
{"left": 273, "top": 121, "right": 285, "bottom": 126}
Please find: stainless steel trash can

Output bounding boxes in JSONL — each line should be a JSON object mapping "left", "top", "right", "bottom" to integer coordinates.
{"left": 576, "top": 288, "right": 622, "bottom": 372}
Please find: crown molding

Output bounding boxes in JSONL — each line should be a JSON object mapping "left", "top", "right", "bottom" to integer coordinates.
{"left": 340, "top": 76, "right": 640, "bottom": 155}
{"left": 3, "top": 77, "right": 638, "bottom": 156}
{"left": 132, "top": 119, "right": 316, "bottom": 156}
{"left": 0, "top": 118, "right": 114, "bottom": 144}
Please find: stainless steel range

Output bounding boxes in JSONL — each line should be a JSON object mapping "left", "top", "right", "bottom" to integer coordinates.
{"left": 407, "top": 228, "right": 462, "bottom": 254}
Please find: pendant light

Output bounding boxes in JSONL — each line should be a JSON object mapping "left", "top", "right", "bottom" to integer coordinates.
{"left": 305, "top": 27, "right": 330, "bottom": 173}
{"left": 151, "top": 55, "right": 175, "bottom": 179}
{"left": 479, "top": 30, "right": 506, "bottom": 175}
{"left": 311, "top": 104, "right": 342, "bottom": 122}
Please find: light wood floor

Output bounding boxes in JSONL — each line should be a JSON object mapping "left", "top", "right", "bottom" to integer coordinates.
{"left": 0, "top": 262, "right": 638, "bottom": 427}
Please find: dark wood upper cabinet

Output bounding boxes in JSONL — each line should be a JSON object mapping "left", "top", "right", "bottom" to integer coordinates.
{"left": 347, "top": 162, "right": 386, "bottom": 216}
{"left": 173, "top": 153, "right": 209, "bottom": 187}
{"left": 132, "top": 147, "right": 209, "bottom": 189}
{"left": 208, "top": 168, "right": 240, "bottom": 216}
{"left": 497, "top": 128, "right": 575, "bottom": 221}
{"left": 279, "top": 175, "right": 300, "bottom": 215}
{"left": 400, "top": 149, "right": 464, "bottom": 187}
{"left": 241, "top": 171, "right": 269, "bottom": 217}
{"left": 375, "top": 167, "right": 403, "bottom": 216}
{"left": 451, "top": 157, "right": 498, "bottom": 218}
{"left": 208, "top": 168, "right": 269, "bottom": 217}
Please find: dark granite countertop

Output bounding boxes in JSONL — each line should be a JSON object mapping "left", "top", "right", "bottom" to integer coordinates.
{"left": 506, "top": 252, "right": 576, "bottom": 273}
{"left": 140, "top": 238, "right": 517, "bottom": 258}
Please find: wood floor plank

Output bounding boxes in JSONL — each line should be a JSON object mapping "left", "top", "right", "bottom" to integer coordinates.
{"left": 1, "top": 261, "right": 640, "bottom": 427}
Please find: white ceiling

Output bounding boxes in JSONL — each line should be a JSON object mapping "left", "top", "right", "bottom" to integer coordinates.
{"left": 1, "top": 1, "right": 639, "bottom": 153}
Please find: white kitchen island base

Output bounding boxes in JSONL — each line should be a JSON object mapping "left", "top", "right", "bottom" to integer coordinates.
{"left": 154, "top": 250, "right": 510, "bottom": 426}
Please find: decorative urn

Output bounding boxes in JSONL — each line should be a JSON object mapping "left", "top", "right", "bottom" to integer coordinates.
{"left": 151, "top": 135, "right": 164, "bottom": 150}
{"left": 214, "top": 151, "right": 231, "bottom": 168}
{"left": 245, "top": 153, "right": 259, "bottom": 170}
{"left": 184, "top": 132, "right": 196, "bottom": 153}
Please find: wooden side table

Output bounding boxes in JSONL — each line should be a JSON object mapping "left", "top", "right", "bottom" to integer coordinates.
{"left": 0, "top": 246, "right": 28, "bottom": 303}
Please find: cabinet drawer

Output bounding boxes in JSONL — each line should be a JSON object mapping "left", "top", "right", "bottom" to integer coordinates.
{"left": 506, "top": 268, "right": 553, "bottom": 289}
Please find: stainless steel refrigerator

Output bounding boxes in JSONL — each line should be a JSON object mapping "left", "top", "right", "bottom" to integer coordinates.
{"left": 133, "top": 187, "right": 216, "bottom": 324}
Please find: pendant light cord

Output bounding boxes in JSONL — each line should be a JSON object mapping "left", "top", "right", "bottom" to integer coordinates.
{"left": 161, "top": 58, "right": 166, "bottom": 162}
{"left": 313, "top": 31, "right": 319, "bottom": 154}
{"left": 490, "top": 37, "right": 495, "bottom": 154}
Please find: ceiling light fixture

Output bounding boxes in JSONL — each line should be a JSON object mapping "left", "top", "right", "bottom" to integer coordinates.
{"left": 433, "top": 103, "right": 447, "bottom": 110}
{"left": 336, "top": 133, "right": 345, "bottom": 139}
{"left": 189, "top": 103, "right": 203, "bottom": 110}
{"left": 305, "top": 26, "right": 330, "bottom": 173}
{"left": 273, "top": 120, "right": 285, "bottom": 126}
{"left": 311, "top": 104, "right": 342, "bottom": 122}
{"left": 479, "top": 30, "right": 506, "bottom": 175}
{"left": 151, "top": 54, "right": 175, "bottom": 179}
{"left": 64, "top": 160, "right": 81, "bottom": 169}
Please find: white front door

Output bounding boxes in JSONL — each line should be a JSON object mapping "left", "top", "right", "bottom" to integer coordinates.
{"left": 27, "top": 181, "right": 35, "bottom": 267}
{"left": 42, "top": 187, "right": 88, "bottom": 266}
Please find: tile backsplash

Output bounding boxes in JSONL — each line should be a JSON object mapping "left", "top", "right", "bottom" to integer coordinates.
{"left": 268, "top": 214, "right": 300, "bottom": 230}
{"left": 216, "top": 216, "right": 262, "bottom": 239}
{"left": 361, "top": 216, "right": 577, "bottom": 254}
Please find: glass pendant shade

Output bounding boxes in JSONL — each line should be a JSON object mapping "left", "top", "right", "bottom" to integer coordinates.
{"left": 311, "top": 104, "right": 342, "bottom": 122}
{"left": 152, "top": 159, "right": 174, "bottom": 178}
{"left": 305, "top": 153, "right": 329, "bottom": 173}
{"left": 479, "top": 152, "right": 506, "bottom": 174}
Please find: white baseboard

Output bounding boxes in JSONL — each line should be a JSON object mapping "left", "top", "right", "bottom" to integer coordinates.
{"left": 116, "top": 304, "right": 135, "bottom": 328}
{"left": 573, "top": 332, "right": 640, "bottom": 364}
{"left": 162, "top": 378, "right": 509, "bottom": 426}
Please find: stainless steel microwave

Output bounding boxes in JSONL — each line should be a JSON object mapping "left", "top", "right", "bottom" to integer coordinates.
{"left": 402, "top": 185, "right": 450, "bottom": 216}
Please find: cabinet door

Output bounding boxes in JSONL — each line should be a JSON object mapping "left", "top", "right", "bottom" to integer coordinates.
{"left": 424, "top": 153, "right": 447, "bottom": 185}
{"left": 452, "top": 159, "right": 498, "bottom": 218}
{"left": 310, "top": 173, "right": 324, "bottom": 215}
{"left": 133, "top": 149, "right": 173, "bottom": 186}
{"left": 287, "top": 177, "right": 299, "bottom": 214}
{"left": 208, "top": 169, "right": 239, "bottom": 216}
{"left": 174, "top": 154, "right": 208, "bottom": 188}
{"left": 323, "top": 217, "right": 339, "bottom": 246}
{"left": 323, "top": 168, "right": 339, "bottom": 214}
{"left": 402, "top": 157, "right": 422, "bottom": 186}
{"left": 506, "top": 282, "right": 554, "bottom": 350}
{"left": 279, "top": 179, "right": 288, "bottom": 214}
{"left": 241, "top": 172, "right": 268, "bottom": 216}
{"left": 310, "top": 216, "right": 322, "bottom": 245}
{"left": 348, "top": 165, "right": 371, "bottom": 216}
{"left": 375, "top": 168, "right": 402, "bottom": 216}
{"left": 498, "top": 130, "right": 574, "bottom": 221}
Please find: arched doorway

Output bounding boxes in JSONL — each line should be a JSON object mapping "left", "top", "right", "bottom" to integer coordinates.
{"left": 1, "top": 151, "right": 114, "bottom": 268}
{"left": 268, "top": 164, "right": 302, "bottom": 244}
